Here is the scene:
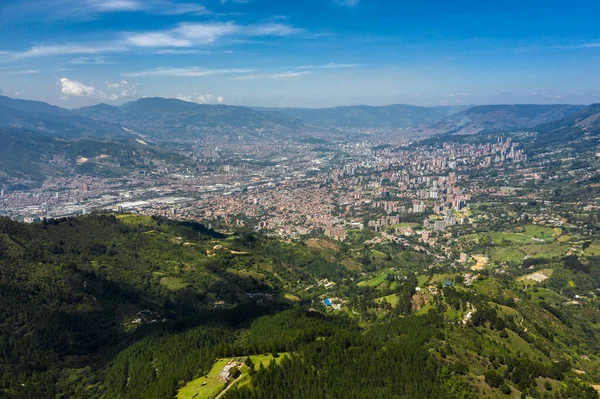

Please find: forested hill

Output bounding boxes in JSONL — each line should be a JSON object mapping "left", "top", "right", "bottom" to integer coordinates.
{"left": 74, "top": 97, "right": 304, "bottom": 140}
{"left": 1, "top": 215, "right": 600, "bottom": 398}
{"left": 0, "top": 214, "right": 352, "bottom": 398}
{"left": 254, "top": 104, "right": 469, "bottom": 129}
{"left": 432, "top": 104, "right": 584, "bottom": 135}
{"left": 0, "top": 95, "right": 127, "bottom": 139}
{"left": 0, "top": 128, "right": 189, "bottom": 185}
{"left": 530, "top": 103, "right": 600, "bottom": 151}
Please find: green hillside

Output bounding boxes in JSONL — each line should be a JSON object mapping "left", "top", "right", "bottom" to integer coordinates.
{"left": 0, "top": 128, "right": 189, "bottom": 185}
{"left": 1, "top": 215, "right": 600, "bottom": 398}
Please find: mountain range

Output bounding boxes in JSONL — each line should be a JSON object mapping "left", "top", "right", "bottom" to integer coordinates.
{"left": 0, "top": 95, "right": 127, "bottom": 139}
{"left": 1, "top": 95, "right": 600, "bottom": 186}
{"left": 74, "top": 97, "right": 304, "bottom": 140}
{"left": 0, "top": 128, "right": 189, "bottom": 186}
{"left": 1, "top": 94, "right": 595, "bottom": 142}
{"left": 431, "top": 104, "right": 585, "bottom": 135}
{"left": 530, "top": 103, "right": 600, "bottom": 151}
{"left": 254, "top": 104, "right": 470, "bottom": 129}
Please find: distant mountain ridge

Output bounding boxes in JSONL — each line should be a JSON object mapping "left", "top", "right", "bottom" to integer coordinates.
{"left": 0, "top": 127, "right": 189, "bottom": 187}
{"left": 433, "top": 104, "right": 585, "bottom": 135}
{"left": 254, "top": 104, "right": 470, "bottom": 129}
{"left": 74, "top": 97, "right": 304, "bottom": 140}
{"left": 530, "top": 103, "right": 600, "bottom": 151}
{"left": 0, "top": 95, "right": 594, "bottom": 143}
{"left": 0, "top": 95, "right": 127, "bottom": 139}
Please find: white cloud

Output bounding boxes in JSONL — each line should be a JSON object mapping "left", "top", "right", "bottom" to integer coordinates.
{"left": 60, "top": 77, "right": 96, "bottom": 96}
{"left": 126, "top": 33, "right": 193, "bottom": 48}
{"left": 10, "top": 43, "right": 124, "bottom": 60}
{"left": 60, "top": 77, "right": 138, "bottom": 100}
{"left": 161, "top": 3, "right": 210, "bottom": 15}
{"left": 123, "top": 67, "right": 253, "bottom": 78}
{"left": 112, "top": 80, "right": 138, "bottom": 98}
{"left": 243, "top": 23, "right": 304, "bottom": 36}
{"left": 14, "top": 69, "right": 39, "bottom": 74}
{"left": 296, "top": 63, "right": 359, "bottom": 70}
{"left": 446, "top": 92, "right": 470, "bottom": 97}
{"left": 176, "top": 93, "right": 225, "bottom": 104}
{"left": 3, "top": 21, "right": 304, "bottom": 60}
{"left": 88, "top": 0, "right": 143, "bottom": 11}
{"left": 0, "top": 69, "right": 39, "bottom": 75}
{"left": 70, "top": 55, "right": 114, "bottom": 64}
{"left": 153, "top": 49, "right": 208, "bottom": 55}
{"left": 174, "top": 22, "right": 239, "bottom": 44}
{"left": 530, "top": 90, "right": 564, "bottom": 99}
{"left": 2, "top": 0, "right": 212, "bottom": 21}
{"left": 230, "top": 71, "right": 310, "bottom": 80}
{"left": 122, "top": 21, "right": 302, "bottom": 49}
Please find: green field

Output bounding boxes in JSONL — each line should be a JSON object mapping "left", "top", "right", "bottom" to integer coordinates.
{"left": 116, "top": 213, "right": 156, "bottom": 226}
{"left": 178, "top": 354, "right": 288, "bottom": 399}
{"left": 487, "top": 232, "right": 538, "bottom": 245}
{"left": 528, "top": 287, "right": 567, "bottom": 305}
{"left": 429, "top": 273, "right": 458, "bottom": 284}
{"left": 489, "top": 241, "right": 571, "bottom": 263}
{"left": 160, "top": 276, "right": 188, "bottom": 290}
{"left": 177, "top": 358, "right": 229, "bottom": 399}
{"left": 585, "top": 242, "right": 600, "bottom": 256}
{"left": 489, "top": 246, "right": 525, "bottom": 263}
{"left": 520, "top": 242, "right": 570, "bottom": 258}
{"left": 357, "top": 272, "right": 388, "bottom": 287}
{"left": 523, "top": 225, "right": 558, "bottom": 239}
{"left": 417, "top": 275, "right": 430, "bottom": 287}
{"left": 375, "top": 294, "right": 399, "bottom": 307}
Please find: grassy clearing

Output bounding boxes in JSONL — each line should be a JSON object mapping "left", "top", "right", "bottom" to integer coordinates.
{"left": 473, "top": 279, "right": 501, "bottom": 296}
{"left": 417, "top": 275, "right": 430, "bottom": 287}
{"left": 116, "top": 214, "right": 155, "bottom": 226}
{"left": 306, "top": 238, "right": 339, "bottom": 252}
{"left": 236, "top": 354, "right": 289, "bottom": 390}
{"left": 529, "top": 287, "right": 567, "bottom": 305}
{"left": 282, "top": 293, "right": 300, "bottom": 302}
{"left": 375, "top": 294, "right": 399, "bottom": 307}
{"left": 429, "top": 274, "right": 458, "bottom": 284}
{"left": 340, "top": 258, "right": 362, "bottom": 271}
{"left": 178, "top": 354, "right": 289, "bottom": 399}
{"left": 517, "top": 269, "right": 554, "bottom": 285}
{"left": 489, "top": 246, "right": 525, "bottom": 263}
{"left": 159, "top": 277, "right": 188, "bottom": 290}
{"left": 521, "top": 242, "right": 571, "bottom": 259}
{"left": 358, "top": 272, "right": 388, "bottom": 287}
{"left": 585, "top": 242, "right": 600, "bottom": 256}
{"left": 524, "top": 225, "right": 558, "bottom": 239}
{"left": 226, "top": 269, "right": 265, "bottom": 281}
{"left": 487, "top": 232, "right": 537, "bottom": 245}
{"left": 177, "top": 358, "right": 229, "bottom": 399}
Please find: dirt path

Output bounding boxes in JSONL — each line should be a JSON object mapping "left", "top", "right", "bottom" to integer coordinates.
{"left": 214, "top": 376, "right": 242, "bottom": 399}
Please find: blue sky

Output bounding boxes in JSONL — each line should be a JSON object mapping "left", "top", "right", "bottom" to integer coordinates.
{"left": 1, "top": 0, "right": 600, "bottom": 108}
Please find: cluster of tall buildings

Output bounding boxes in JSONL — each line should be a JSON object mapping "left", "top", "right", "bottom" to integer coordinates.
{"left": 324, "top": 226, "right": 347, "bottom": 241}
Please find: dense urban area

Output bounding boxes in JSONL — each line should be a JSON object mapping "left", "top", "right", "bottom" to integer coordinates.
{"left": 1, "top": 94, "right": 600, "bottom": 399}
